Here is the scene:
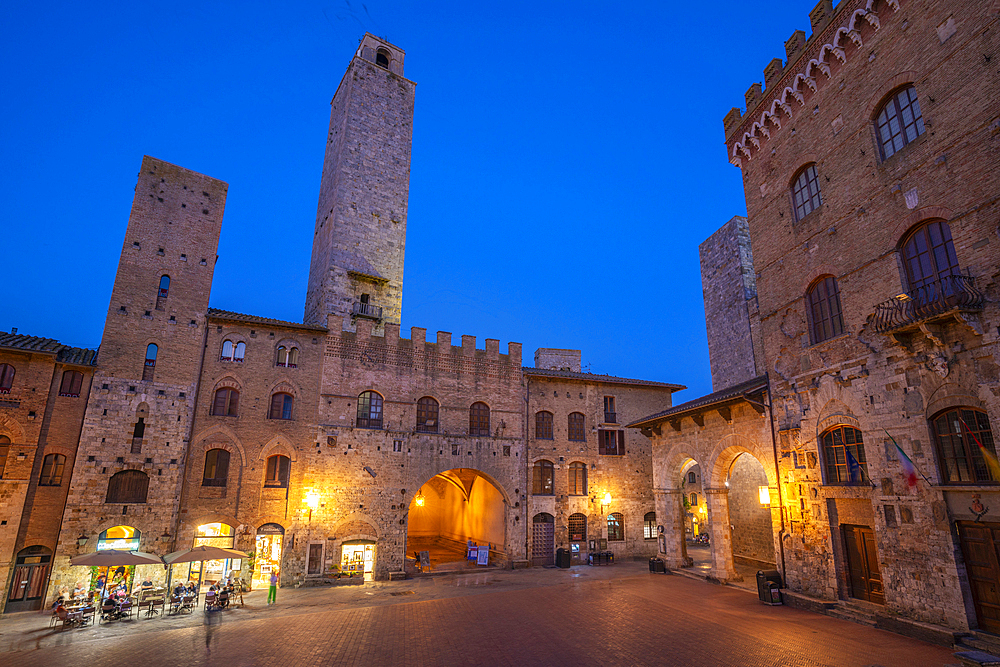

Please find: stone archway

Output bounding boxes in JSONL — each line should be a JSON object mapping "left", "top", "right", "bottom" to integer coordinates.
{"left": 406, "top": 468, "right": 508, "bottom": 571}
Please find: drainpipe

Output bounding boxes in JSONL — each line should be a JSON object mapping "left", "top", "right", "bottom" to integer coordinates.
{"left": 762, "top": 374, "right": 788, "bottom": 581}
{"left": 523, "top": 376, "right": 530, "bottom": 563}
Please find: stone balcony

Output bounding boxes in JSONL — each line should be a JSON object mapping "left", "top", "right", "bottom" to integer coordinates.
{"left": 871, "top": 274, "right": 984, "bottom": 337}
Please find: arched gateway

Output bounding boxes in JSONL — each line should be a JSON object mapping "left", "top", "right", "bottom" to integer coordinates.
{"left": 406, "top": 468, "right": 509, "bottom": 571}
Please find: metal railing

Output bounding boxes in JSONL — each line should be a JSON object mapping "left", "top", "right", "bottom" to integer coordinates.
{"left": 872, "top": 274, "right": 983, "bottom": 333}
{"left": 604, "top": 412, "right": 617, "bottom": 424}
{"left": 352, "top": 302, "right": 383, "bottom": 321}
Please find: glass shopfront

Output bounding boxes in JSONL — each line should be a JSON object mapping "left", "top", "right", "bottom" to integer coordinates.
{"left": 254, "top": 523, "right": 284, "bottom": 588}
{"left": 341, "top": 541, "right": 375, "bottom": 582}
{"left": 188, "top": 523, "right": 238, "bottom": 586}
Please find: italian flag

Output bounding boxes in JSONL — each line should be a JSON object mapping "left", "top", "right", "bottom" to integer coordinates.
{"left": 894, "top": 441, "right": 919, "bottom": 488}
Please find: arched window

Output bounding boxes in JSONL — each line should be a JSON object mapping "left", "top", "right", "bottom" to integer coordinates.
{"left": 0, "top": 435, "right": 8, "bottom": 478}
{"left": 791, "top": 164, "right": 822, "bottom": 221}
{"left": 469, "top": 402, "right": 490, "bottom": 436}
{"left": 687, "top": 471, "right": 696, "bottom": 484}
{"left": 568, "top": 513, "right": 587, "bottom": 542}
{"left": 39, "top": 453, "right": 66, "bottom": 486}
{"left": 105, "top": 470, "right": 150, "bottom": 503}
{"left": 690, "top": 493, "right": 698, "bottom": 506}
{"left": 221, "top": 340, "right": 245, "bottom": 362}
{"left": 932, "top": 408, "right": 998, "bottom": 484}
{"left": 821, "top": 425, "right": 868, "bottom": 484}
{"left": 569, "top": 461, "right": 587, "bottom": 495}
{"left": 875, "top": 85, "right": 925, "bottom": 160}
{"left": 357, "top": 391, "right": 383, "bottom": 429}
{"left": 806, "top": 276, "right": 844, "bottom": 344}
{"left": 269, "top": 393, "right": 293, "bottom": 420}
{"left": 212, "top": 388, "right": 239, "bottom": 416}
{"left": 607, "top": 512, "right": 624, "bottom": 541}
{"left": 59, "top": 370, "right": 84, "bottom": 397}
{"left": 264, "top": 454, "right": 290, "bottom": 488}
{"left": 276, "top": 346, "right": 299, "bottom": 368}
{"left": 901, "top": 220, "right": 960, "bottom": 296}
{"left": 416, "top": 397, "right": 439, "bottom": 433}
{"left": 0, "top": 364, "right": 15, "bottom": 393}
{"left": 221, "top": 340, "right": 234, "bottom": 361}
{"left": 535, "top": 411, "right": 553, "bottom": 440}
{"left": 375, "top": 49, "right": 390, "bottom": 69}
{"left": 643, "top": 512, "right": 657, "bottom": 540}
{"left": 233, "top": 342, "right": 246, "bottom": 362}
{"left": 155, "top": 275, "right": 170, "bottom": 310}
{"left": 143, "top": 344, "right": 157, "bottom": 381}
{"left": 202, "top": 449, "right": 231, "bottom": 487}
{"left": 568, "top": 412, "right": 586, "bottom": 442}
{"left": 532, "top": 460, "right": 554, "bottom": 495}
{"left": 131, "top": 417, "right": 145, "bottom": 454}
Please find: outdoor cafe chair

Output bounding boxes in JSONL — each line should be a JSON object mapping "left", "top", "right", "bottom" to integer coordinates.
{"left": 181, "top": 595, "right": 195, "bottom": 613}
{"left": 79, "top": 606, "right": 96, "bottom": 627}
{"left": 99, "top": 601, "right": 118, "bottom": 624}
{"left": 145, "top": 597, "right": 164, "bottom": 618}
{"left": 118, "top": 599, "right": 133, "bottom": 620}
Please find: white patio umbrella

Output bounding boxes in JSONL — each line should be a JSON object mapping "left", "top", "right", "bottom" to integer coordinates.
{"left": 70, "top": 549, "right": 164, "bottom": 601}
{"left": 162, "top": 545, "right": 248, "bottom": 593}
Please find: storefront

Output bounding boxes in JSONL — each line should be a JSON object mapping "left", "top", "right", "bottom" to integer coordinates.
{"left": 188, "top": 523, "right": 239, "bottom": 586}
{"left": 341, "top": 540, "right": 375, "bottom": 581}
{"left": 92, "top": 526, "right": 140, "bottom": 597}
{"left": 254, "top": 523, "right": 284, "bottom": 588}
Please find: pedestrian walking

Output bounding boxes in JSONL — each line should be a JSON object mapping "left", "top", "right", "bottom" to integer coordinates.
{"left": 267, "top": 570, "right": 278, "bottom": 605}
{"left": 203, "top": 600, "right": 222, "bottom": 653}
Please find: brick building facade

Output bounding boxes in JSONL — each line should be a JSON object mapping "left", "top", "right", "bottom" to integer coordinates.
{"left": 1, "top": 33, "right": 682, "bottom": 611}
{"left": 637, "top": 0, "right": 1000, "bottom": 640}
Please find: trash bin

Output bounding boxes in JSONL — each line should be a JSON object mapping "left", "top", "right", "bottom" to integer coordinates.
{"left": 556, "top": 548, "right": 571, "bottom": 568}
{"left": 756, "top": 570, "right": 783, "bottom": 605}
{"left": 649, "top": 557, "right": 665, "bottom": 573}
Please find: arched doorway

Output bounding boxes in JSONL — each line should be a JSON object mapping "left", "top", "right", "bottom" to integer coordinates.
{"left": 6, "top": 546, "right": 52, "bottom": 613}
{"left": 532, "top": 513, "right": 554, "bottom": 566}
{"left": 407, "top": 468, "right": 507, "bottom": 571}
{"left": 680, "top": 461, "right": 710, "bottom": 574}
{"left": 188, "top": 522, "right": 239, "bottom": 586}
{"left": 727, "top": 453, "right": 776, "bottom": 573}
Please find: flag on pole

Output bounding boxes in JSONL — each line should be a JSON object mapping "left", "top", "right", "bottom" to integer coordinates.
{"left": 894, "top": 442, "right": 919, "bottom": 488}
{"left": 958, "top": 415, "right": 1000, "bottom": 482}
{"left": 846, "top": 449, "right": 863, "bottom": 485}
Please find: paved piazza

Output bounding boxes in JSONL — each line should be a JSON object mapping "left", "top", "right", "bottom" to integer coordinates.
{"left": 0, "top": 564, "right": 957, "bottom": 666}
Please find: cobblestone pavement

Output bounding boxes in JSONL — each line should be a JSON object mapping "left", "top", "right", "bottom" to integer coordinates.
{"left": 0, "top": 563, "right": 959, "bottom": 666}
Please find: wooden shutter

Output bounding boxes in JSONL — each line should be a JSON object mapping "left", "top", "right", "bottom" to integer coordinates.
{"left": 228, "top": 390, "right": 239, "bottom": 416}
{"left": 213, "top": 390, "right": 227, "bottom": 416}
{"left": 617, "top": 431, "right": 625, "bottom": 455}
{"left": 70, "top": 372, "right": 83, "bottom": 395}
{"left": 279, "top": 455, "right": 290, "bottom": 484}
{"left": 598, "top": 431, "right": 606, "bottom": 455}
{"left": 216, "top": 450, "right": 230, "bottom": 482}
{"left": 270, "top": 394, "right": 282, "bottom": 419}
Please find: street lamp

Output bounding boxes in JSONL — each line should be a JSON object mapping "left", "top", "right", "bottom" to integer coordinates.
{"left": 758, "top": 486, "right": 771, "bottom": 506}
{"left": 76, "top": 534, "right": 89, "bottom": 548}
{"left": 601, "top": 492, "right": 612, "bottom": 514}
{"left": 414, "top": 493, "right": 425, "bottom": 507}
{"left": 305, "top": 491, "right": 320, "bottom": 521}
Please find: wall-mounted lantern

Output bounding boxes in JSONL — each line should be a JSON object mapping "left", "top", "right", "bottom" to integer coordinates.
{"left": 758, "top": 486, "right": 771, "bottom": 506}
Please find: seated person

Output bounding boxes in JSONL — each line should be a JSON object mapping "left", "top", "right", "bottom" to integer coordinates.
{"left": 138, "top": 576, "right": 154, "bottom": 592}
{"left": 72, "top": 582, "right": 87, "bottom": 600}
{"left": 173, "top": 582, "right": 186, "bottom": 598}
{"left": 54, "top": 599, "right": 81, "bottom": 625}
{"left": 185, "top": 581, "right": 197, "bottom": 595}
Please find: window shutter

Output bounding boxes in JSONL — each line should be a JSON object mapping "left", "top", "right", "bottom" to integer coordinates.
{"left": 60, "top": 372, "right": 71, "bottom": 394}
{"left": 213, "top": 390, "right": 227, "bottom": 416}
{"left": 270, "top": 394, "right": 282, "bottom": 418}
{"left": 598, "top": 431, "right": 606, "bottom": 455}
{"left": 217, "top": 450, "right": 230, "bottom": 481}
{"left": 280, "top": 455, "right": 290, "bottom": 483}
{"left": 228, "top": 390, "right": 239, "bottom": 416}
{"left": 71, "top": 372, "right": 83, "bottom": 395}
{"left": 617, "top": 431, "right": 625, "bottom": 455}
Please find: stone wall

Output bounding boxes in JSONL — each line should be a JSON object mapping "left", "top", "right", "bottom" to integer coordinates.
{"left": 727, "top": 452, "right": 775, "bottom": 566}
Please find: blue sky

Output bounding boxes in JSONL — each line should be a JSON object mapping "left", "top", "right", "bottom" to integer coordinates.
{"left": 1, "top": 1, "right": 815, "bottom": 401}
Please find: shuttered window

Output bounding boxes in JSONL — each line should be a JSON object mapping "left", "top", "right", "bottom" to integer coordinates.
{"left": 568, "top": 412, "right": 585, "bottom": 442}
{"left": 598, "top": 430, "right": 625, "bottom": 455}
{"left": 59, "top": 370, "right": 84, "bottom": 397}
{"left": 569, "top": 462, "right": 587, "bottom": 495}
{"left": 469, "top": 402, "right": 490, "bottom": 436}
{"left": 202, "top": 449, "right": 230, "bottom": 487}
{"left": 822, "top": 425, "right": 868, "bottom": 485}
{"left": 535, "top": 411, "right": 553, "bottom": 440}
{"left": 106, "top": 470, "right": 150, "bottom": 503}
{"left": 806, "top": 276, "right": 844, "bottom": 344}
{"left": 0, "top": 364, "right": 15, "bottom": 393}
{"left": 265, "top": 455, "right": 290, "bottom": 488}
{"left": 933, "top": 408, "right": 998, "bottom": 484}
{"left": 39, "top": 453, "right": 66, "bottom": 486}
{"left": 0, "top": 435, "right": 8, "bottom": 479}
{"left": 269, "top": 393, "right": 293, "bottom": 420}
{"left": 212, "top": 388, "right": 239, "bottom": 416}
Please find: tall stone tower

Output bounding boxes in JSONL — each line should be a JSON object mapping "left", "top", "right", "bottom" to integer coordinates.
{"left": 50, "top": 157, "right": 226, "bottom": 591}
{"left": 699, "top": 215, "right": 763, "bottom": 391}
{"left": 304, "top": 34, "right": 415, "bottom": 331}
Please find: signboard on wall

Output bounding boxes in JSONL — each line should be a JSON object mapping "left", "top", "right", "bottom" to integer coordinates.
{"left": 97, "top": 538, "right": 140, "bottom": 551}
{"left": 477, "top": 548, "right": 489, "bottom": 566}
{"left": 419, "top": 551, "right": 430, "bottom": 568}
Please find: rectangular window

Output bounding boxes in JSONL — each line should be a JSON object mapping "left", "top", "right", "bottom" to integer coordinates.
{"left": 643, "top": 513, "right": 657, "bottom": 540}
{"left": 603, "top": 397, "right": 616, "bottom": 423}
{"left": 598, "top": 430, "right": 624, "bottom": 456}
{"left": 264, "top": 456, "right": 290, "bottom": 488}
{"left": 393, "top": 440, "right": 403, "bottom": 453}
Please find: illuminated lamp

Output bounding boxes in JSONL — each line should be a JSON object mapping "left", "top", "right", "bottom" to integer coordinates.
{"left": 305, "top": 492, "right": 320, "bottom": 510}
{"left": 415, "top": 493, "right": 425, "bottom": 507}
{"left": 758, "top": 486, "right": 771, "bottom": 506}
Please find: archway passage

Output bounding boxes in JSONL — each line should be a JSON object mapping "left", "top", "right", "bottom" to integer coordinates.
{"left": 407, "top": 469, "right": 506, "bottom": 572}
{"left": 725, "top": 453, "right": 777, "bottom": 589}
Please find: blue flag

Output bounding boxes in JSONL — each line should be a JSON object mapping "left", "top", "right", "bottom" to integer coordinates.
{"left": 846, "top": 449, "right": 862, "bottom": 485}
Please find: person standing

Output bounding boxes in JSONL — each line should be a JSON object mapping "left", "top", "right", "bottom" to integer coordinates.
{"left": 267, "top": 570, "right": 278, "bottom": 605}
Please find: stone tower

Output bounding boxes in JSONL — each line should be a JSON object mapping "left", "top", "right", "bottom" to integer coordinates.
{"left": 50, "top": 157, "right": 226, "bottom": 592}
{"left": 304, "top": 34, "right": 415, "bottom": 332}
{"left": 699, "top": 215, "right": 762, "bottom": 390}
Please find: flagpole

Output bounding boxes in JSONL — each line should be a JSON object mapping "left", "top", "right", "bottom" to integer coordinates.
{"left": 884, "top": 429, "right": 933, "bottom": 485}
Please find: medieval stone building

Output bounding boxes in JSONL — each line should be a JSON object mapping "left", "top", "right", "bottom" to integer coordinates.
{"left": 636, "top": 0, "right": 1000, "bottom": 643}
{"left": 0, "top": 34, "right": 682, "bottom": 613}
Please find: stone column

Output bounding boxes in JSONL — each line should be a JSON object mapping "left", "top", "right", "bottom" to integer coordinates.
{"left": 705, "top": 488, "right": 740, "bottom": 582}
{"left": 654, "top": 489, "right": 688, "bottom": 568}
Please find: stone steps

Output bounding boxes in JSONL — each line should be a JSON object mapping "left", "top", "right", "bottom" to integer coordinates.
{"left": 956, "top": 631, "right": 1000, "bottom": 656}
{"left": 827, "top": 606, "right": 877, "bottom": 627}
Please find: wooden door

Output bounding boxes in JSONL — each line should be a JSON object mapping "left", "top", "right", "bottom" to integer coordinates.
{"left": 958, "top": 522, "right": 1000, "bottom": 634}
{"left": 6, "top": 557, "right": 51, "bottom": 613}
{"left": 532, "top": 514, "right": 554, "bottom": 566}
{"left": 843, "top": 524, "right": 884, "bottom": 604}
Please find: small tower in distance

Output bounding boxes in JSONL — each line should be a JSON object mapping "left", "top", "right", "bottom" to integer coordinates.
{"left": 304, "top": 34, "right": 415, "bottom": 332}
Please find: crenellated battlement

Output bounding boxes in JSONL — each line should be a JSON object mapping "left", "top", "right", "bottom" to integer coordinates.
{"left": 325, "top": 314, "right": 522, "bottom": 380}
{"left": 722, "top": 0, "right": 897, "bottom": 169}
